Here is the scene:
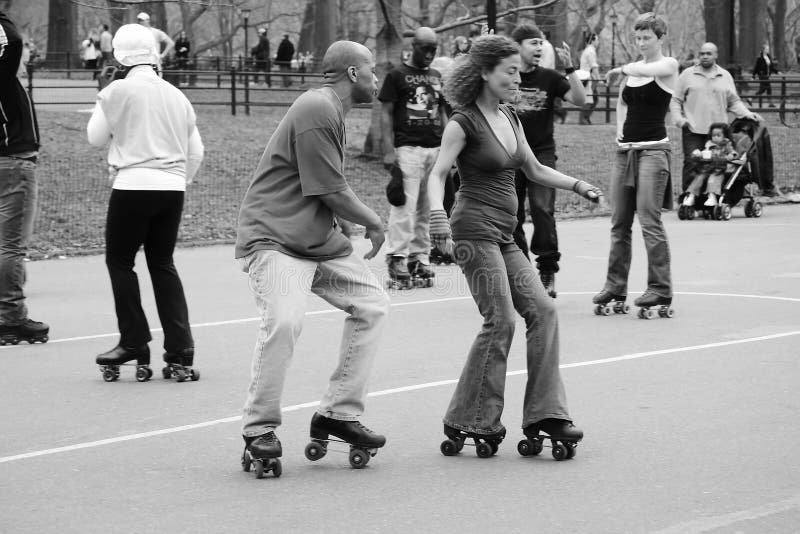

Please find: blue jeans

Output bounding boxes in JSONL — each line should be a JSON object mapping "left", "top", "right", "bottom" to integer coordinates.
{"left": 604, "top": 149, "right": 672, "bottom": 298}
{"left": 386, "top": 146, "right": 438, "bottom": 261}
{"left": 0, "top": 158, "right": 37, "bottom": 325}
{"left": 239, "top": 249, "right": 390, "bottom": 437}
{"left": 443, "top": 240, "right": 569, "bottom": 434}
{"left": 513, "top": 148, "right": 561, "bottom": 272}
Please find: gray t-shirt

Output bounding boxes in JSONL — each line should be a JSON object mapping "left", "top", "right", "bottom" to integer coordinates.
{"left": 235, "top": 88, "right": 352, "bottom": 260}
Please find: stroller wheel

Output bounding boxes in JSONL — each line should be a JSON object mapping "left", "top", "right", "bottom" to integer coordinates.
{"left": 753, "top": 202, "right": 763, "bottom": 218}
{"left": 721, "top": 204, "right": 732, "bottom": 221}
{"left": 677, "top": 205, "right": 687, "bottom": 220}
{"left": 713, "top": 205, "right": 722, "bottom": 220}
{"left": 744, "top": 200, "right": 754, "bottom": 218}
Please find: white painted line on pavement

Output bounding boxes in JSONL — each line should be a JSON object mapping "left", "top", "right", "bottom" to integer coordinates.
{"left": 2, "top": 326, "right": 799, "bottom": 465}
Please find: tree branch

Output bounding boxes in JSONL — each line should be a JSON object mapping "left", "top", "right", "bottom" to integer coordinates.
{"left": 401, "top": 0, "right": 560, "bottom": 36}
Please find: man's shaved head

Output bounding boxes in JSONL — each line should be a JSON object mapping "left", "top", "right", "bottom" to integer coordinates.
{"left": 322, "top": 41, "right": 372, "bottom": 82}
{"left": 698, "top": 42, "right": 718, "bottom": 69}
{"left": 412, "top": 27, "right": 437, "bottom": 46}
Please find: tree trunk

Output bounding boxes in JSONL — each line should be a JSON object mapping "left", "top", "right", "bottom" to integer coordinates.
{"left": 737, "top": 0, "right": 765, "bottom": 71}
{"left": 704, "top": 0, "right": 734, "bottom": 66}
{"left": 106, "top": 1, "right": 127, "bottom": 32}
{"left": 364, "top": 0, "right": 403, "bottom": 156}
{"left": 47, "top": 0, "right": 77, "bottom": 67}
{"left": 536, "top": 0, "right": 567, "bottom": 51}
{"left": 772, "top": 0, "right": 787, "bottom": 68}
{"left": 313, "top": 0, "right": 336, "bottom": 62}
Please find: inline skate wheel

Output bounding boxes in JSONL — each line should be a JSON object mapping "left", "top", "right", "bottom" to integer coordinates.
{"left": 349, "top": 448, "right": 369, "bottom": 468}
{"left": 440, "top": 439, "right": 458, "bottom": 456}
{"left": 552, "top": 443, "right": 568, "bottom": 461}
{"left": 476, "top": 442, "right": 493, "bottom": 458}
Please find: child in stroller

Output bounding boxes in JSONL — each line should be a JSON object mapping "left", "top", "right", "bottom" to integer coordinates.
{"left": 678, "top": 119, "right": 763, "bottom": 220}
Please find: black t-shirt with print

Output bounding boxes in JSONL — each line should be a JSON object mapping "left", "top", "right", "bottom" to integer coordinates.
{"left": 378, "top": 63, "right": 445, "bottom": 148}
{"left": 515, "top": 67, "right": 570, "bottom": 152}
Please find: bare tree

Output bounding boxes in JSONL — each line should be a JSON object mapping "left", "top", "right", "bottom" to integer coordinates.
{"left": 768, "top": 0, "right": 788, "bottom": 67}
{"left": 738, "top": 0, "right": 765, "bottom": 69}
{"left": 704, "top": 0, "right": 734, "bottom": 65}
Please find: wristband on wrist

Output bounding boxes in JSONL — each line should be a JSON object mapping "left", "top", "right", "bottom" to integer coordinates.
{"left": 564, "top": 66, "right": 576, "bottom": 75}
{"left": 572, "top": 179, "right": 583, "bottom": 193}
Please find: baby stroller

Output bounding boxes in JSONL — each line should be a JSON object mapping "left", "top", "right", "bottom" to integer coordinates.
{"left": 677, "top": 118, "right": 765, "bottom": 221}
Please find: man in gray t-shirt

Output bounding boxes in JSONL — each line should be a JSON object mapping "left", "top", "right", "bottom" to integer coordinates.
{"left": 235, "top": 41, "right": 391, "bottom": 473}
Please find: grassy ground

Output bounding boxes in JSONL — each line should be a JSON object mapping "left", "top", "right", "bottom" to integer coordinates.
{"left": 31, "top": 106, "right": 800, "bottom": 258}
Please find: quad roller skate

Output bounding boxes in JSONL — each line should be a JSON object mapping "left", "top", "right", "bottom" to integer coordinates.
{"left": 634, "top": 290, "right": 674, "bottom": 319}
{"left": 96, "top": 344, "right": 152, "bottom": 382}
{"left": 540, "top": 271, "right": 557, "bottom": 298}
{"left": 440, "top": 424, "right": 506, "bottom": 458}
{"left": 517, "top": 418, "right": 583, "bottom": 461}
{"left": 241, "top": 432, "right": 282, "bottom": 479}
{"left": 162, "top": 348, "right": 199, "bottom": 382}
{"left": 408, "top": 259, "right": 434, "bottom": 288}
{"left": 430, "top": 246, "right": 454, "bottom": 265}
{"left": 592, "top": 289, "right": 629, "bottom": 316}
{"left": 304, "top": 413, "right": 386, "bottom": 469}
{"left": 385, "top": 255, "right": 413, "bottom": 290}
{"left": 0, "top": 319, "right": 49, "bottom": 345}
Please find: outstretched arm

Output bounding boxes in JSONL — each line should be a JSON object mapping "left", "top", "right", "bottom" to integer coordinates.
{"left": 617, "top": 56, "right": 678, "bottom": 78}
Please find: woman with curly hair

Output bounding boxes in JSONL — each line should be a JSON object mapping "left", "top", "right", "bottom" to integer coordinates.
{"left": 427, "top": 34, "right": 602, "bottom": 459}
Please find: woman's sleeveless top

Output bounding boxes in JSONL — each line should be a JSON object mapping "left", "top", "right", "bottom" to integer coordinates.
{"left": 449, "top": 103, "right": 526, "bottom": 242}
{"left": 620, "top": 79, "right": 671, "bottom": 143}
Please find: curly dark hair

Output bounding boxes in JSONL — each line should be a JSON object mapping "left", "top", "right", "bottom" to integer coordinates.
{"left": 442, "top": 34, "right": 519, "bottom": 108}
{"left": 707, "top": 122, "right": 731, "bottom": 140}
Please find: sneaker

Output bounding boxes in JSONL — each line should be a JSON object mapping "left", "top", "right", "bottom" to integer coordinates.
{"left": 704, "top": 193, "right": 717, "bottom": 207}
{"left": 682, "top": 193, "right": 695, "bottom": 206}
{"left": 761, "top": 188, "right": 780, "bottom": 198}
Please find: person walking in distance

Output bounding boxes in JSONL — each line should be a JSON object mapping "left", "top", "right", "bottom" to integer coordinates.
{"left": 510, "top": 24, "right": 586, "bottom": 298}
{"left": 669, "top": 42, "right": 760, "bottom": 194}
{"left": 579, "top": 33, "right": 600, "bottom": 125}
{"left": 236, "top": 41, "right": 389, "bottom": 475}
{"left": 0, "top": 10, "right": 49, "bottom": 346}
{"left": 427, "top": 35, "right": 603, "bottom": 459}
{"left": 99, "top": 24, "right": 113, "bottom": 69}
{"left": 275, "top": 34, "right": 295, "bottom": 87}
{"left": 250, "top": 28, "right": 271, "bottom": 86}
{"left": 379, "top": 26, "right": 448, "bottom": 288}
{"left": 594, "top": 13, "right": 678, "bottom": 318}
{"left": 752, "top": 43, "right": 779, "bottom": 107}
{"left": 88, "top": 24, "right": 204, "bottom": 382}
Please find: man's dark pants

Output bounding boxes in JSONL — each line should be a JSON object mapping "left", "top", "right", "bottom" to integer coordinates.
{"left": 680, "top": 126, "right": 708, "bottom": 191}
{"left": 513, "top": 148, "right": 560, "bottom": 273}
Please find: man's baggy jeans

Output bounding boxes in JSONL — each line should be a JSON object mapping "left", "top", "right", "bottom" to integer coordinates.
{"left": 0, "top": 158, "right": 37, "bottom": 325}
{"left": 240, "top": 249, "right": 390, "bottom": 437}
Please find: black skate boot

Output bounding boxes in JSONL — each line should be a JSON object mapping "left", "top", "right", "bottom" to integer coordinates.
{"left": 540, "top": 271, "right": 557, "bottom": 298}
{"left": 634, "top": 289, "right": 674, "bottom": 319}
{"left": 408, "top": 258, "right": 435, "bottom": 288}
{"left": 0, "top": 318, "right": 49, "bottom": 345}
{"left": 241, "top": 432, "right": 282, "bottom": 478}
{"left": 519, "top": 418, "right": 583, "bottom": 461}
{"left": 386, "top": 255, "right": 412, "bottom": 290}
{"left": 96, "top": 344, "right": 152, "bottom": 382}
{"left": 162, "top": 348, "right": 199, "bottom": 382}
{"left": 592, "top": 289, "right": 629, "bottom": 315}
{"left": 305, "top": 413, "right": 386, "bottom": 468}
{"left": 440, "top": 423, "right": 506, "bottom": 458}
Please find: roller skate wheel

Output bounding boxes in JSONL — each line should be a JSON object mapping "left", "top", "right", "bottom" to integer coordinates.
{"left": 242, "top": 450, "right": 252, "bottom": 472}
{"left": 665, "top": 307, "right": 675, "bottom": 318}
{"left": 601, "top": 305, "right": 612, "bottom": 316}
{"left": 102, "top": 367, "right": 117, "bottom": 382}
{"left": 475, "top": 442, "right": 493, "bottom": 458}
{"left": 552, "top": 443, "right": 568, "bottom": 461}
{"left": 489, "top": 441, "right": 500, "bottom": 455}
{"left": 175, "top": 369, "right": 187, "bottom": 382}
{"left": 254, "top": 459, "right": 265, "bottom": 478}
{"left": 162, "top": 366, "right": 172, "bottom": 379}
{"left": 440, "top": 439, "right": 458, "bottom": 456}
{"left": 686, "top": 208, "right": 695, "bottom": 220}
{"left": 517, "top": 439, "right": 533, "bottom": 457}
{"left": 637, "top": 308, "right": 646, "bottom": 319}
{"left": 270, "top": 458, "right": 282, "bottom": 478}
{"left": 566, "top": 443, "right": 577, "bottom": 459}
{"left": 305, "top": 441, "right": 326, "bottom": 461}
{"left": 135, "top": 367, "right": 150, "bottom": 382}
{"left": 677, "top": 205, "right": 686, "bottom": 220}
{"left": 349, "top": 448, "right": 369, "bottom": 469}
{"left": 593, "top": 305, "right": 602, "bottom": 316}
{"left": 647, "top": 309, "right": 657, "bottom": 319}
{"left": 455, "top": 437, "right": 465, "bottom": 452}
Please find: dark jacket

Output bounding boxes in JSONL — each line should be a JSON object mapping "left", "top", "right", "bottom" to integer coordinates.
{"left": 0, "top": 12, "right": 39, "bottom": 156}
{"left": 276, "top": 38, "right": 294, "bottom": 64}
{"left": 251, "top": 36, "right": 270, "bottom": 61}
{"left": 752, "top": 53, "right": 779, "bottom": 80}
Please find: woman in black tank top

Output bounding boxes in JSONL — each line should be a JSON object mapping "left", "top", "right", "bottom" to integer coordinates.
{"left": 593, "top": 13, "right": 678, "bottom": 317}
{"left": 424, "top": 35, "right": 603, "bottom": 455}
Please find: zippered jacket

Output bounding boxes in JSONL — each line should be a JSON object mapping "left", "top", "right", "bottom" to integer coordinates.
{"left": 0, "top": 11, "right": 40, "bottom": 156}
